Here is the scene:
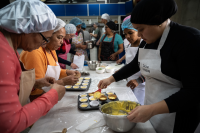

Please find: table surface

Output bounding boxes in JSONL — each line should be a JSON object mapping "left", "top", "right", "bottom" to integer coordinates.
{"left": 29, "top": 62, "right": 156, "bottom": 133}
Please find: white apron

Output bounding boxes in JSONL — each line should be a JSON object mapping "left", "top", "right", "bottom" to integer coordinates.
{"left": 138, "top": 19, "right": 182, "bottom": 133}
{"left": 126, "top": 41, "right": 145, "bottom": 105}
{"left": 42, "top": 49, "right": 61, "bottom": 92}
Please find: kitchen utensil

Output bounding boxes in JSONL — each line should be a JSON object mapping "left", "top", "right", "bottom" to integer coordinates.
{"left": 96, "top": 67, "right": 105, "bottom": 74}
{"left": 87, "top": 60, "right": 100, "bottom": 70}
{"left": 99, "top": 101, "right": 140, "bottom": 132}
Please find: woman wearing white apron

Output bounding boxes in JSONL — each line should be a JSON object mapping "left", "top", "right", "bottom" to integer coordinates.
{"left": 98, "top": 0, "right": 200, "bottom": 132}
{"left": 116, "top": 16, "right": 145, "bottom": 105}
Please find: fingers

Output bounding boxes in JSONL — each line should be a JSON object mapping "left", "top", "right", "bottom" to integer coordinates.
{"left": 98, "top": 80, "right": 103, "bottom": 88}
{"left": 126, "top": 81, "right": 132, "bottom": 87}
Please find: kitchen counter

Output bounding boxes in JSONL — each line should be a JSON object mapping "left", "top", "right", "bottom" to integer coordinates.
{"left": 29, "top": 63, "right": 156, "bottom": 133}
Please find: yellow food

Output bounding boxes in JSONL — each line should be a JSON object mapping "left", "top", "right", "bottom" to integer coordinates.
{"left": 93, "top": 91, "right": 101, "bottom": 99}
{"left": 83, "top": 80, "right": 89, "bottom": 83}
{"left": 108, "top": 94, "right": 117, "bottom": 100}
{"left": 107, "top": 92, "right": 113, "bottom": 95}
{"left": 85, "top": 77, "right": 90, "bottom": 80}
{"left": 73, "top": 86, "right": 79, "bottom": 88}
{"left": 89, "top": 93, "right": 94, "bottom": 96}
{"left": 101, "top": 93, "right": 105, "bottom": 95}
{"left": 79, "top": 78, "right": 83, "bottom": 80}
{"left": 101, "top": 101, "right": 140, "bottom": 116}
{"left": 80, "top": 94, "right": 87, "bottom": 97}
{"left": 75, "top": 83, "right": 80, "bottom": 85}
{"left": 82, "top": 83, "right": 88, "bottom": 85}
{"left": 99, "top": 95, "right": 107, "bottom": 101}
{"left": 81, "top": 86, "right": 87, "bottom": 89}
{"left": 65, "top": 86, "right": 72, "bottom": 88}
{"left": 90, "top": 97, "right": 96, "bottom": 101}
{"left": 80, "top": 104, "right": 88, "bottom": 107}
{"left": 80, "top": 99, "right": 87, "bottom": 102}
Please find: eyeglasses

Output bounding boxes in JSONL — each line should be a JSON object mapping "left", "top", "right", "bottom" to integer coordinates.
{"left": 40, "top": 33, "right": 50, "bottom": 44}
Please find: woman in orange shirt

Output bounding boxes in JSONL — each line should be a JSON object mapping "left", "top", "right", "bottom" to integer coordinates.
{"left": 20, "top": 19, "right": 80, "bottom": 100}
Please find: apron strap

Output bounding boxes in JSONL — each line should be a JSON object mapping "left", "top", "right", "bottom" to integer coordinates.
{"left": 42, "top": 48, "right": 57, "bottom": 65}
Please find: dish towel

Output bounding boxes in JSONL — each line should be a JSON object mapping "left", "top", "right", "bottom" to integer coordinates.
{"left": 76, "top": 115, "right": 106, "bottom": 132}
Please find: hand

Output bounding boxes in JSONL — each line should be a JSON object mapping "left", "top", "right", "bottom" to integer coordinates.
{"left": 75, "top": 43, "right": 82, "bottom": 49}
{"left": 51, "top": 83, "right": 65, "bottom": 101}
{"left": 116, "top": 59, "right": 122, "bottom": 64}
{"left": 70, "top": 63, "right": 78, "bottom": 69}
{"left": 34, "top": 77, "right": 56, "bottom": 89}
{"left": 98, "top": 57, "right": 101, "bottom": 61}
{"left": 98, "top": 76, "right": 115, "bottom": 89}
{"left": 66, "top": 70, "right": 76, "bottom": 76}
{"left": 110, "top": 53, "right": 117, "bottom": 61}
{"left": 127, "top": 105, "right": 153, "bottom": 123}
{"left": 75, "top": 52, "right": 82, "bottom": 56}
{"left": 90, "top": 33, "right": 93, "bottom": 36}
{"left": 74, "top": 71, "right": 81, "bottom": 78}
{"left": 61, "top": 75, "right": 79, "bottom": 85}
{"left": 127, "top": 79, "right": 139, "bottom": 90}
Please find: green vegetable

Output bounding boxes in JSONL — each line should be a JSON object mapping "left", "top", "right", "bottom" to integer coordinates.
{"left": 98, "top": 68, "right": 102, "bottom": 70}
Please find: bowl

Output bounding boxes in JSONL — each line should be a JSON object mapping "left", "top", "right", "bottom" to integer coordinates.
{"left": 96, "top": 67, "right": 105, "bottom": 74}
{"left": 99, "top": 101, "right": 140, "bottom": 132}
{"left": 105, "top": 66, "right": 115, "bottom": 73}
{"left": 87, "top": 60, "right": 100, "bottom": 70}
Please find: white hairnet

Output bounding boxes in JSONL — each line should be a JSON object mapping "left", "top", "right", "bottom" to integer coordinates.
{"left": 65, "top": 24, "right": 77, "bottom": 34}
{"left": 54, "top": 18, "right": 66, "bottom": 32}
{"left": 101, "top": 13, "right": 111, "bottom": 21}
{"left": 0, "top": 0, "right": 57, "bottom": 34}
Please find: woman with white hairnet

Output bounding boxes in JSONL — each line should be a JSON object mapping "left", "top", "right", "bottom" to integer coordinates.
{"left": 56, "top": 24, "right": 81, "bottom": 69}
{"left": 70, "top": 17, "right": 89, "bottom": 60}
{"left": 0, "top": 0, "right": 66, "bottom": 132}
{"left": 21, "top": 18, "right": 80, "bottom": 99}
{"left": 117, "top": 16, "right": 145, "bottom": 105}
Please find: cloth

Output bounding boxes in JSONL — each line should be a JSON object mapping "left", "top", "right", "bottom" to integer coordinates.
{"left": 113, "top": 21, "right": 200, "bottom": 133}
{"left": 106, "top": 21, "right": 116, "bottom": 31}
{"left": 0, "top": 0, "right": 57, "bottom": 34}
{"left": 69, "top": 17, "right": 82, "bottom": 26}
{"left": 131, "top": 0, "right": 177, "bottom": 25}
{"left": 94, "top": 28, "right": 101, "bottom": 41}
{"left": 83, "top": 30, "right": 91, "bottom": 42}
{"left": 54, "top": 18, "right": 66, "bottom": 33}
{"left": 100, "top": 33, "right": 118, "bottom": 61}
{"left": 100, "top": 33, "right": 123, "bottom": 52}
{"left": 101, "top": 13, "right": 110, "bottom": 21}
{"left": 122, "top": 18, "right": 137, "bottom": 31}
{"left": 20, "top": 47, "right": 67, "bottom": 95}
{"left": 65, "top": 24, "right": 77, "bottom": 34}
{"left": 101, "top": 26, "right": 105, "bottom": 36}
{"left": 0, "top": 32, "right": 58, "bottom": 133}
{"left": 81, "top": 22, "right": 86, "bottom": 29}
{"left": 58, "top": 39, "right": 71, "bottom": 69}
{"left": 75, "top": 115, "right": 106, "bottom": 133}
{"left": 124, "top": 38, "right": 130, "bottom": 53}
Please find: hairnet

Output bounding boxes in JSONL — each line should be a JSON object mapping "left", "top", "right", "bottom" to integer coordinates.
{"left": 54, "top": 18, "right": 66, "bottom": 32}
{"left": 0, "top": 0, "right": 57, "bottom": 34}
{"left": 123, "top": 15, "right": 131, "bottom": 22}
{"left": 131, "top": 0, "right": 177, "bottom": 25}
{"left": 106, "top": 21, "right": 116, "bottom": 31}
{"left": 81, "top": 23, "right": 86, "bottom": 29}
{"left": 93, "top": 22, "right": 99, "bottom": 26}
{"left": 65, "top": 24, "right": 77, "bottom": 34}
{"left": 69, "top": 17, "right": 82, "bottom": 26}
{"left": 101, "top": 13, "right": 111, "bottom": 21}
{"left": 122, "top": 18, "right": 137, "bottom": 31}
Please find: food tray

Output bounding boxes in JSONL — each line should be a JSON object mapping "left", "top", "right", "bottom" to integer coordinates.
{"left": 65, "top": 77, "right": 91, "bottom": 91}
{"left": 78, "top": 92, "right": 119, "bottom": 111}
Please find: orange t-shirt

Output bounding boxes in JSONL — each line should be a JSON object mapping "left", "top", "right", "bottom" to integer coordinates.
{"left": 20, "top": 47, "right": 67, "bottom": 95}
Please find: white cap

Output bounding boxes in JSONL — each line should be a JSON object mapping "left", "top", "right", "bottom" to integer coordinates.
{"left": 0, "top": 0, "right": 57, "bottom": 34}
{"left": 101, "top": 13, "right": 111, "bottom": 21}
{"left": 54, "top": 18, "right": 66, "bottom": 32}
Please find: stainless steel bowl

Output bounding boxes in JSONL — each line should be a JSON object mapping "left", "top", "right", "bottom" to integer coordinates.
{"left": 87, "top": 60, "right": 100, "bottom": 70}
{"left": 99, "top": 100, "right": 140, "bottom": 132}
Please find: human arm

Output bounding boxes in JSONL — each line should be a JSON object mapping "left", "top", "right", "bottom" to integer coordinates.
{"left": 127, "top": 75, "right": 145, "bottom": 89}
{"left": 116, "top": 54, "right": 125, "bottom": 64}
{"left": 110, "top": 43, "right": 123, "bottom": 60}
{"left": 56, "top": 50, "right": 72, "bottom": 66}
